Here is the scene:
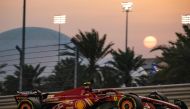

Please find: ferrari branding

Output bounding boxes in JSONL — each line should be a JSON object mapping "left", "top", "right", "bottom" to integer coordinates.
{"left": 75, "top": 100, "right": 86, "bottom": 109}
{"left": 114, "top": 96, "right": 118, "bottom": 101}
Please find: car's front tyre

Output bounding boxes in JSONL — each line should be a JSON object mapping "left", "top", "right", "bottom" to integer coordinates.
{"left": 18, "top": 98, "right": 41, "bottom": 109}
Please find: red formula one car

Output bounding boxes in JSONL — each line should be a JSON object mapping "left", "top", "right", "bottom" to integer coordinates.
{"left": 15, "top": 82, "right": 188, "bottom": 109}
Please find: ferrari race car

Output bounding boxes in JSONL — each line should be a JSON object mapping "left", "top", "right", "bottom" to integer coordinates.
{"left": 14, "top": 82, "right": 188, "bottom": 109}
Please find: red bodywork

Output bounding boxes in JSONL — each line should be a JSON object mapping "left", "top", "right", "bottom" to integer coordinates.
{"left": 15, "top": 86, "right": 185, "bottom": 109}
{"left": 141, "top": 96, "right": 180, "bottom": 109}
{"left": 43, "top": 87, "right": 123, "bottom": 109}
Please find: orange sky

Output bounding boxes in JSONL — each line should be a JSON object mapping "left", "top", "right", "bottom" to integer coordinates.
{"left": 0, "top": 0, "right": 190, "bottom": 58}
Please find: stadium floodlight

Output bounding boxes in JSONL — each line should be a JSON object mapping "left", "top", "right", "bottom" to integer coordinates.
{"left": 182, "top": 15, "right": 190, "bottom": 25}
{"left": 54, "top": 15, "right": 66, "bottom": 24}
{"left": 121, "top": 2, "right": 133, "bottom": 51}
{"left": 53, "top": 15, "right": 66, "bottom": 62}
{"left": 121, "top": 2, "right": 133, "bottom": 12}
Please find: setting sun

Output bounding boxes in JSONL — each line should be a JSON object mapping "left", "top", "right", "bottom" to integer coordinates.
{"left": 143, "top": 36, "right": 157, "bottom": 48}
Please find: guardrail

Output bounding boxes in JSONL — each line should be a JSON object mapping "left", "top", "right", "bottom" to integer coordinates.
{"left": 0, "top": 83, "right": 190, "bottom": 109}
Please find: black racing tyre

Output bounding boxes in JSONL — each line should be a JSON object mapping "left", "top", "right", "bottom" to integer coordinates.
{"left": 174, "top": 99, "right": 188, "bottom": 109}
{"left": 18, "top": 98, "right": 41, "bottom": 109}
{"left": 118, "top": 94, "right": 143, "bottom": 109}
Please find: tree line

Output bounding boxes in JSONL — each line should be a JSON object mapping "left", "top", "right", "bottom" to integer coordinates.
{"left": 0, "top": 25, "right": 190, "bottom": 95}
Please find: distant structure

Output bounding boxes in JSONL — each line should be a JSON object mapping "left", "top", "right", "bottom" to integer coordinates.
{"left": 0, "top": 27, "right": 71, "bottom": 78}
{"left": 143, "top": 58, "right": 159, "bottom": 75}
{"left": 0, "top": 27, "right": 70, "bottom": 49}
{"left": 129, "top": 58, "right": 159, "bottom": 86}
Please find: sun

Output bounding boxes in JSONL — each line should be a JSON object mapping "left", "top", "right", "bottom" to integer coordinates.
{"left": 143, "top": 36, "right": 157, "bottom": 48}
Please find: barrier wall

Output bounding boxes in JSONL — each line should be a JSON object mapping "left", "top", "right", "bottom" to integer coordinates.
{"left": 0, "top": 83, "right": 190, "bottom": 109}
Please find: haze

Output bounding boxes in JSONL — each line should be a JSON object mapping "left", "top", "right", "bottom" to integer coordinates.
{"left": 0, "top": 0, "right": 190, "bottom": 58}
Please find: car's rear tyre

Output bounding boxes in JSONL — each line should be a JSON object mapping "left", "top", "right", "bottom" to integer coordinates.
{"left": 118, "top": 94, "right": 143, "bottom": 109}
{"left": 18, "top": 98, "right": 41, "bottom": 109}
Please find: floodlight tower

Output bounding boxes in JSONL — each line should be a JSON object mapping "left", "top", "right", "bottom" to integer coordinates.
{"left": 19, "top": 0, "right": 26, "bottom": 91}
{"left": 53, "top": 15, "right": 66, "bottom": 62}
{"left": 182, "top": 15, "right": 190, "bottom": 27}
{"left": 121, "top": 2, "right": 133, "bottom": 51}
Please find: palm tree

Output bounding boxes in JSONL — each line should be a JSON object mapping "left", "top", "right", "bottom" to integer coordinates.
{"left": 43, "top": 58, "right": 87, "bottom": 91}
{"left": 3, "top": 75, "right": 18, "bottom": 95}
{"left": 0, "top": 64, "right": 6, "bottom": 74}
{"left": 109, "top": 48, "right": 145, "bottom": 86}
{"left": 3, "top": 64, "right": 46, "bottom": 94}
{"left": 62, "top": 29, "right": 114, "bottom": 85}
{"left": 99, "top": 66, "right": 123, "bottom": 88}
{"left": 151, "top": 25, "right": 190, "bottom": 84}
{"left": 0, "top": 64, "right": 7, "bottom": 95}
